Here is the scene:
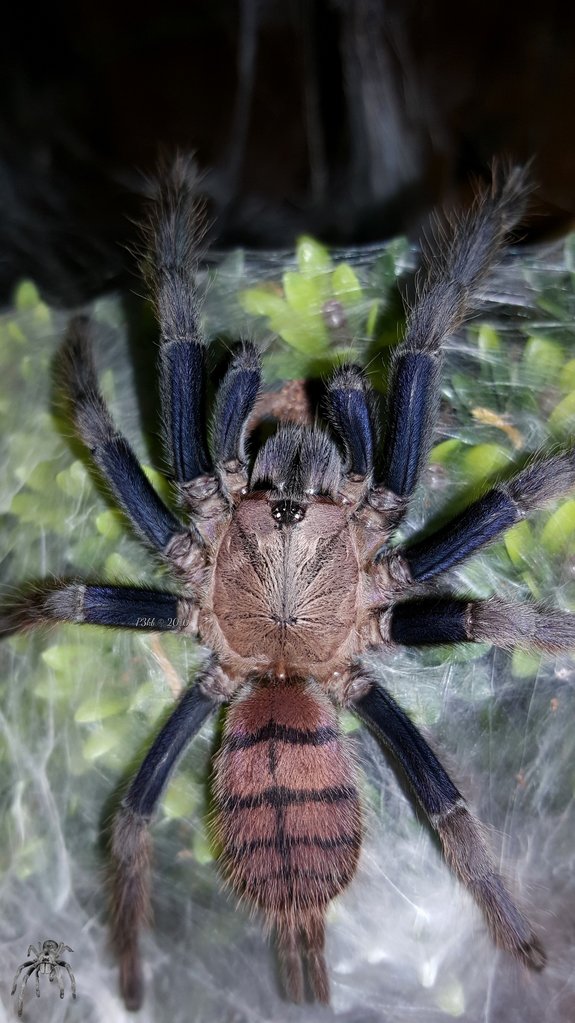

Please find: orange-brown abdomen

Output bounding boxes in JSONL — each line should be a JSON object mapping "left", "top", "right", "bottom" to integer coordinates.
{"left": 213, "top": 678, "right": 361, "bottom": 1001}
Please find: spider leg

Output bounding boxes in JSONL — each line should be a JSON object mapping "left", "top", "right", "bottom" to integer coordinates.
{"left": 143, "top": 156, "right": 213, "bottom": 488}
{"left": 15, "top": 965, "right": 36, "bottom": 1016}
{"left": 212, "top": 342, "right": 261, "bottom": 494}
{"left": 1, "top": 583, "right": 197, "bottom": 637}
{"left": 11, "top": 961, "right": 34, "bottom": 995}
{"left": 346, "top": 673, "right": 545, "bottom": 969}
{"left": 391, "top": 450, "right": 575, "bottom": 584}
{"left": 366, "top": 166, "right": 529, "bottom": 535}
{"left": 381, "top": 595, "right": 575, "bottom": 651}
{"left": 35, "top": 967, "right": 41, "bottom": 997}
{"left": 60, "top": 316, "right": 199, "bottom": 569}
{"left": 52, "top": 965, "right": 65, "bottom": 998}
{"left": 111, "top": 657, "right": 225, "bottom": 1011}
{"left": 145, "top": 159, "right": 262, "bottom": 516}
{"left": 323, "top": 364, "right": 377, "bottom": 499}
{"left": 58, "top": 962, "right": 77, "bottom": 998}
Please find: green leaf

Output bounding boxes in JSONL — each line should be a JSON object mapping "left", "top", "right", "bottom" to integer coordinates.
{"left": 477, "top": 323, "right": 501, "bottom": 354}
{"left": 549, "top": 391, "right": 575, "bottom": 435}
{"left": 14, "top": 280, "right": 40, "bottom": 311}
{"left": 296, "top": 235, "right": 332, "bottom": 278}
{"left": 105, "top": 552, "right": 138, "bottom": 581}
{"left": 282, "top": 271, "right": 323, "bottom": 315}
{"left": 559, "top": 359, "right": 575, "bottom": 393}
{"left": 522, "top": 335, "right": 564, "bottom": 386}
{"left": 142, "top": 464, "right": 172, "bottom": 504}
{"left": 192, "top": 829, "right": 215, "bottom": 864}
{"left": 511, "top": 649, "right": 541, "bottom": 679}
{"left": 365, "top": 300, "right": 380, "bottom": 338}
{"left": 238, "top": 287, "right": 288, "bottom": 320}
{"left": 540, "top": 500, "right": 575, "bottom": 554}
{"left": 331, "top": 263, "right": 363, "bottom": 306}
{"left": 82, "top": 720, "right": 132, "bottom": 761}
{"left": 429, "top": 438, "right": 461, "bottom": 464}
{"left": 340, "top": 711, "right": 361, "bottom": 733}
{"left": 504, "top": 520, "right": 536, "bottom": 567}
{"left": 462, "top": 443, "right": 512, "bottom": 483}
{"left": 95, "top": 509, "right": 124, "bottom": 540}
{"left": 163, "top": 776, "right": 199, "bottom": 820}
{"left": 21, "top": 459, "right": 59, "bottom": 494}
{"left": 75, "top": 694, "right": 129, "bottom": 723}
{"left": 41, "top": 644, "right": 85, "bottom": 671}
{"left": 57, "top": 460, "right": 89, "bottom": 498}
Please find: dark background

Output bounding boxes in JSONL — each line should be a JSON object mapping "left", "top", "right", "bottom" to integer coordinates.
{"left": 1, "top": 0, "right": 574, "bottom": 304}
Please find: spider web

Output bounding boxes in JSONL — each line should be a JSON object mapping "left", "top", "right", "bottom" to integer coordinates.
{"left": 0, "top": 239, "right": 574, "bottom": 1022}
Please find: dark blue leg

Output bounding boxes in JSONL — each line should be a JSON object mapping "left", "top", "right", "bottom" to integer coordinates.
{"left": 383, "top": 596, "right": 575, "bottom": 652}
{"left": 324, "top": 364, "right": 376, "bottom": 478}
{"left": 380, "top": 352, "right": 439, "bottom": 499}
{"left": 348, "top": 676, "right": 544, "bottom": 969}
{"left": 0, "top": 583, "right": 193, "bottom": 636}
{"left": 212, "top": 343, "right": 261, "bottom": 473}
{"left": 160, "top": 340, "right": 212, "bottom": 482}
{"left": 403, "top": 489, "right": 517, "bottom": 582}
{"left": 61, "top": 318, "right": 195, "bottom": 555}
{"left": 384, "top": 597, "right": 469, "bottom": 646}
{"left": 350, "top": 681, "right": 461, "bottom": 814}
{"left": 145, "top": 157, "right": 213, "bottom": 484}
{"left": 122, "top": 676, "right": 216, "bottom": 818}
{"left": 370, "top": 167, "right": 529, "bottom": 525}
{"left": 398, "top": 451, "right": 575, "bottom": 582}
{"left": 111, "top": 661, "right": 222, "bottom": 1009}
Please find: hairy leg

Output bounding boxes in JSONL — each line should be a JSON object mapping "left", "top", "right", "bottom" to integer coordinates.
{"left": 0, "top": 583, "right": 198, "bottom": 637}
{"left": 60, "top": 317, "right": 201, "bottom": 573}
{"left": 368, "top": 166, "right": 529, "bottom": 534}
{"left": 11, "top": 961, "right": 33, "bottom": 995}
{"left": 110, "top": 658, "right": 227, "bottom": 1010}
{"left": 144, "top": 159, "right": 261, "bottom": 525}
{"left": 323, "top": 363, "right": 377, "bottom": 506}
{"left": 143, "top": 155, "right": 213, "bottom": 488}
{"left": 346, "top": 673, "right": 544, "bottom": 969}
{"left": 15, "top": 965, "right": 36, "bottom": 1016}
{"left": 381, "top": 595, "right": 575, "bottom": 651}
{"left": 59, "top": 962, "right": 76, "bottom": 999}
{"left": 53, "top": 966, "right": 65, "bottom": 998}
{"left": 391, "top": 450, "right": 575, "bottom": 583}
{"left": 211, "top": 342, "right": 261, "bottom": 495}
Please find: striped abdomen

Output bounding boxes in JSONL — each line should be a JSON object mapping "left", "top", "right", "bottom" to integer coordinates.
{"left": 213, "top": 677, "right": 361, "bottom": 1002}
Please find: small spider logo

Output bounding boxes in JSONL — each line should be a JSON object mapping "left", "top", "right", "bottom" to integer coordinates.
{"left": 11, "top": 939, "right": 76, "bottom": 1017}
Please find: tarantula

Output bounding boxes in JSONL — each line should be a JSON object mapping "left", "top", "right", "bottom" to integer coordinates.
{"left": 11, "top": 939, "right": 76, "bottom": 1016}
{"left": 3, "top": 160, "right": 574, "bottom": 1009}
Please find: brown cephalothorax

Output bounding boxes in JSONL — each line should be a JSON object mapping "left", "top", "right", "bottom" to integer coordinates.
{"left": 7, "top": 156, "right": 575, "bottom": 1008}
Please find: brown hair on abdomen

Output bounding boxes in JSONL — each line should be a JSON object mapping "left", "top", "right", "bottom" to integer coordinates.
{"left": 213, "top": 677, "right": 361, "bottom": 1003}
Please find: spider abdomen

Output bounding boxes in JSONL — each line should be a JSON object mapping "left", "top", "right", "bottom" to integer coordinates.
{"left": 213, "top": 677, "right": 361, "bottom": 1000}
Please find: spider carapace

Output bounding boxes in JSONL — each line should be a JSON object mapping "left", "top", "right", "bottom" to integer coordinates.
{"left": 5, "top": 158, "right": 575, "bottom": 1008}
{"left": 209, "top": 489, "right": 361, "bottom": 680}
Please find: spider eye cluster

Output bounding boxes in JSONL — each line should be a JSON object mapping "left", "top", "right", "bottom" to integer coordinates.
{"left": 270, "top": 500, "right": 306, "bottom": 525}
